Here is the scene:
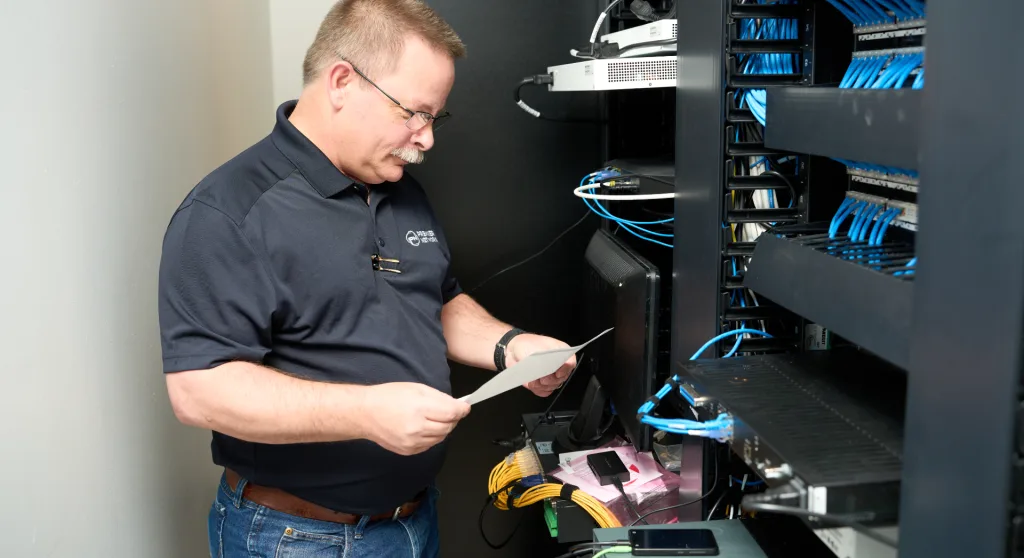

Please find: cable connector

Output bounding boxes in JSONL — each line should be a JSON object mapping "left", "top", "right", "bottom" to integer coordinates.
{"left": 600, "top": 177, "right": 640, "bottom": 193}
{"left": 514, "top": 75, "right": 555, "bottom": 118}
{"left": 531, "top": 74, "right": 554, "bottom": 86}
{"left": 741, "top": 480, "right": 807, "bottom": 509}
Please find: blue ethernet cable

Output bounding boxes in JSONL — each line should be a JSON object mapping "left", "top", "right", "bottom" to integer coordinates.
{"left": 848, "top": 55, "right": 876, "bottom": 88}
{"left": 912, "top": 66, "right": 925, "bottom": 89}
{"left": 839, "top": 56, "right": 872, "bottom": 88}
{"left": 847, "top": 203, "right": 871, "bottom": 243}
{"left": 865, "top": 208, "right": 890, "bottom": 247}
{"left": 578, "top": 175, "right": 674, "bottom": 248}
{"left": 894, "top": 257, "right": 916, "bottom": 276}
{"left": 855, "top": 55, "right": 890, "bottom": 88}
{"left": 847, "top": 202, "right": 873, "bottom": 241}
{"left": 890, "top": 53, "right": 923, "bottom": 88}
{"left": 870, "top": 208, "right": 900, "bottom": 245}
{"left": 893, "top": 54, "right": 923, "bottom": 88}
{"left": 874, "top": 0, "right": 912, "bottom": 20}
{"left": 847, "top": 204, "right": 871, "bottom": 242}
{"left": 840, "top": 57, "right": 869, "bottom": 88}
{"left": 636, "top": 328, "right": 773, "bottom": 435}
{"left": 828, "top": 0, "right": 865, "bottom": 25}
{"left": 579, "top": 174, "right": 672, "bottom": 229}
{"left": 873, "top": 55, "right": 913, "bottom": 88}
{"left": 830, "top": 198, "right": 855, "bottom": 231}
{"left": 857, "top": 205, "right": 885, "bottom": 242}
{"left": 830, "top": 199, "right": 863, "bottom": 239}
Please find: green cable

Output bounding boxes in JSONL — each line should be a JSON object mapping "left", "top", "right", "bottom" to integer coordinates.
{"left": 593, "top": 546, "right": 633, "bottom": 558}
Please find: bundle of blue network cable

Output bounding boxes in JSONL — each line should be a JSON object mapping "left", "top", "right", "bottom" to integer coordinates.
{"left": 840, "top": 50, "right": 924, "bottom": 91}
{"left": 824, "top": 0, "right": 926, "bottom": 27}
{"left": 736, "top": 1, "right": 799, "bottom": 126}
{"left": 578, "top": 169, "right": 674, "bottom": 249}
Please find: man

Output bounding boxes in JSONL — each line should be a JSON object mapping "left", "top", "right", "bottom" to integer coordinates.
{"left": 157, "top": 1, "right": 575, "bottom": 557}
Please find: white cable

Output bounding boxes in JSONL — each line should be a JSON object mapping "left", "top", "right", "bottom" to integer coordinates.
{"left": 589, "top": 13, "right": 609, "bottom": 43}
{"left": 574, "top": 184, "right": 674, "bottom": 201}
{"left": 589, "top": 1, "right": 624, "bottom": 44}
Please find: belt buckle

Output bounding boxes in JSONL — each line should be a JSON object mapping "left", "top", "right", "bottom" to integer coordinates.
{"left": 391, "top": 505, "right": 402, "bottom": 521}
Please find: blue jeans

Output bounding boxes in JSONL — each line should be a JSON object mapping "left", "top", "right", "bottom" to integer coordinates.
{"left": 208, "top": 473, "right": 440, "bottom": 558}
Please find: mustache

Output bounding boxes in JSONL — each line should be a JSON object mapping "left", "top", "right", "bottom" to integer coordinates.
{"left": 391, "top": 147, "right": 425, "bottom": 164}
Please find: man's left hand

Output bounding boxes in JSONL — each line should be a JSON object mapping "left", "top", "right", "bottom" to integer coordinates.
{"left": 505, "top": 333, "right": 576, "bottom": 397}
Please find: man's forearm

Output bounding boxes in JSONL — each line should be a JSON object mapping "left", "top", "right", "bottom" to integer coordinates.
{"left": 166, "top": 361, "right": 369, "bottom": 444}
{"left": 441, "top": 293, "right": 514, "bottom": 370}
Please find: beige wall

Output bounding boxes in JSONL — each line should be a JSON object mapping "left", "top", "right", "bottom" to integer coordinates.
{"left": 0, "top": 1, "right": 272, "bottom": 556}
{"left": 269, "top": 0, "right": 337, "bottom": 106}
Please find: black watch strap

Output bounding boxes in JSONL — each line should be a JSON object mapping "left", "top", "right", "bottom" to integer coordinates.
{"left": 494, "top": 328, "right": 526, "bottom": 372}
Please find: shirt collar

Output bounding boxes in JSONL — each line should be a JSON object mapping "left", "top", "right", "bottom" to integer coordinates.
{"left": 270, "top": 100, "right": 355, "bottom": 198}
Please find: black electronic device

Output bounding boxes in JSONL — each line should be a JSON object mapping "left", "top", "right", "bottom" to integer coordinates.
{"left": 680, "top": 350, "right": 905, "bottom": 522}
{"left": 583, "top": 229, "right": 660, "bottom": 451}
{"left": 586, "top": 450, "right": 629, "bottom": 486}
{"left": 628, "top": 528, "right": 720, "bottom": 556}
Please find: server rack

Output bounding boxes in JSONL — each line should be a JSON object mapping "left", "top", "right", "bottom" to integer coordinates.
{"left": 672, "top": 0, "right": 1024, "bottom": 556}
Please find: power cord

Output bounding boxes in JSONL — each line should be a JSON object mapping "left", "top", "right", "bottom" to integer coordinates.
{"left": 479, "top": 480, "right": 526, "bottom": 549}
{"left": 525, "top": 353, "right": 585, "bottom": 441}
{"left": 468, "top": 211, "right": 591, "bottom": 294}
{"left": 553, "top": 546, "right": 632, "bottom": 558}
{"left": 612, "top": 477, "right": 648, "bottom": 525}
{"left": 513, "top": 75, "right": 604, "bottom": 123}
{"left": 741, "top": 501, "right": 898, "bottom": 549}
{"left": 628, "top": 446, "right": 719, "bottom": 526}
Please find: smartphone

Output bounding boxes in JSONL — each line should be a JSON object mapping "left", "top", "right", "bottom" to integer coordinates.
{"left": 628, "top": 528, "right": 720, "bottom": 556}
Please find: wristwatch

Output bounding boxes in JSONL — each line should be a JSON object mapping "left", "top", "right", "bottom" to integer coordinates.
{"left": 494, "top": 328, "right": 526, "bottom": 372}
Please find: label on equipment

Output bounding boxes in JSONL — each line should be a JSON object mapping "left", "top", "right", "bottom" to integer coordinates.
{"left": 535, "top": 441, "right": 554, "bottom": 455}
{"left": 805, "top": 324, "right": 831, "bottom": 351}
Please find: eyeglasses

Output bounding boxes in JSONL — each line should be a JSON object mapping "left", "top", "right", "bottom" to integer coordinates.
{"left": 346, "top": 62, "right": 451, "bottom": 132}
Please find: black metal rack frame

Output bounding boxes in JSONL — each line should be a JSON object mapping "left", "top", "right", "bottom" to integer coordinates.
{"left": 673, "top": 0, "right": 1024, "bottom": 556}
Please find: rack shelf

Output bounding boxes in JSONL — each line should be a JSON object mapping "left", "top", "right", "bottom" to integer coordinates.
{"left": 743, "top": 223, "right": 914, "bottom": 369}
{"left": 680, "top": 350, "right": 905, "bottom": 520}
{"left": 764, "top": 87, "right": 923, "bottom": 170}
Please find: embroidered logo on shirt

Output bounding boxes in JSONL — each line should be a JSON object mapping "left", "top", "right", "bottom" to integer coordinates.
{"left": 406, "top": 230, "right": 438, "bottom": 247}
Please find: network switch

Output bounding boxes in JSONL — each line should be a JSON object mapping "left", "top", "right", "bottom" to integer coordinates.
{"left": 547, "top": 56, "right": 676, "bottom": 92}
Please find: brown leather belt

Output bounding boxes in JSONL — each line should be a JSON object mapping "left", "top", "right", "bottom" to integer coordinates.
{"left": 224, "top": 468, "right": 423, "bottom": 525}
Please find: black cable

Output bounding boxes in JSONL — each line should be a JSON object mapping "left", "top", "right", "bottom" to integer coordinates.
{"left": 569, "top": 541, "right": 630, "bottom": 552}
{"left": 705, "top": 488, "right": 729, "bottom": 520}
{"left": 613, "top": 478, "right": 648, "bottom": 525}
{"left": 525, "top": 353, "right": 585, "bottom": 441}
{"left": 628, "top": 447, "right": 719, "bottom": 526}
{"left": 640, "top": 206, "right": 673, "bottom": 219}
{"left": 741, "top": 502, "right": 898, "bottom": 550}
{"left": 479, "top": 481, "right": 527, "bottom": 549}
{"left": 513, "top": 75, "right": 604, "bottom": 123}
{"left": 468, "top": 211, "right": 591, "bottom": 294}
{"left": 761, "top": 170, "right": 797, "bottom": 205}
{"left": 600, "top": 172, "right": 675, "bottom": 187}
{"left": 552, "top": 549, "right": 603, "bottom": 558}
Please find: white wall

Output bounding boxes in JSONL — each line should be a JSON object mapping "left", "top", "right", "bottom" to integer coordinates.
{"left": 0, "top": 1, "right": 272, "bottom": 556}
{"left": 269, "top": 0, "right": 337, "bottom": 106}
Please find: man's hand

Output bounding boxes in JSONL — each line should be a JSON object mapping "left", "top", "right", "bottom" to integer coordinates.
{"left": 358, "top": 382, "right": 471, "bottom": 456}
{"left": 505, "top": 334, "right": 577, "bottom": 397}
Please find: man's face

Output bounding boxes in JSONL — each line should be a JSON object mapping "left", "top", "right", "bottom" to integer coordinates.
{"left": 333, "top": 36, "right": 455, "bottom": 184}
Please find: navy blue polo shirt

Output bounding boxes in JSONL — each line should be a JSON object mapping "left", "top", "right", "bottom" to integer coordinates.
{"left": 158, "top": 100, "right": 462, "bottom": 514}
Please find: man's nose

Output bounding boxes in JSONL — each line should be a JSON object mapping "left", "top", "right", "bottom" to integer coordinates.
{"left": 412, "top": 124, "right": 434, "bottom": 152}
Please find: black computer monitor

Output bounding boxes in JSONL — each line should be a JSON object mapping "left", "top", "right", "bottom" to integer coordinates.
{"left": 583, "top": 229, "right": 660, "bottom": 451}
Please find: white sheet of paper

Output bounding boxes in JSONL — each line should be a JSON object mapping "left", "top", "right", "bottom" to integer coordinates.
{"left": 458, "top": 328, "right": 613, "bottom": 405}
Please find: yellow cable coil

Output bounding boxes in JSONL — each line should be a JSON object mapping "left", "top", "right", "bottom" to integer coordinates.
{"left": 488, "top": 448, "right": 621, "bottom": 529}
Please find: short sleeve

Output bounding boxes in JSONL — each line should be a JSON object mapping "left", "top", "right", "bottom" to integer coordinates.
{"left": 158, "top": 200, "right": 276, "bottom": 373}
{"left": 441, "top": 264, "right": 463, "bottom": 303}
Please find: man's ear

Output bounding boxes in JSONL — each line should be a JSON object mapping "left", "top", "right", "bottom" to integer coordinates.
{"left": 325, "top": 61, "right": 357, "bottom": 110}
